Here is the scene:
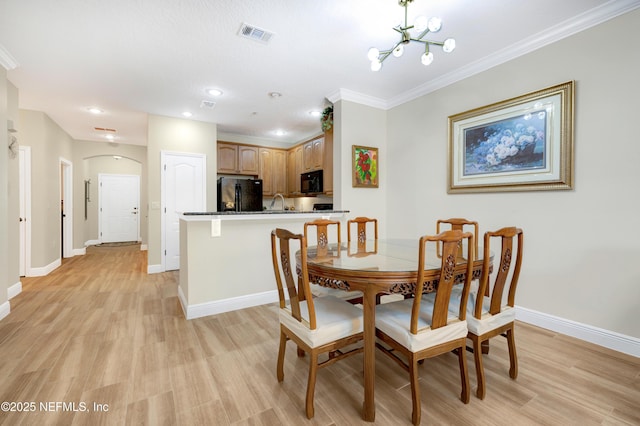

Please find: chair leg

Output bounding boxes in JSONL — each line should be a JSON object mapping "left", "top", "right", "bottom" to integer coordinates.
{"left": 305, "top": 351, "right": 319, "bottom": 419}
{"left": 457, "top": 347, "right": 470, "bottom": 404}
{"left": 409, "top": 355, "right": 421, "bottom": 425}
{"left": 277, "top": 331, "right": 287, "bottom": 382}
{"left": 506, "top": 327, "right": 518, "bottom": 379}
{"left": 472, "top": 336, "right": 486, "bottom": 400}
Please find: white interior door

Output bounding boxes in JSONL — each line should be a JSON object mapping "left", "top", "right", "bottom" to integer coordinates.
{"left": 162, "top": 152, "right": 206, "bottom": 271}
{"left": 99, "top": 174, "right": 140, "bottom": 243}
{"left": 19, "top": 146, "right": 31, "bottom": 276}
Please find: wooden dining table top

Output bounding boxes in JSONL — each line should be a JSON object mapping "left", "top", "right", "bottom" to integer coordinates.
{"left": 304, "top": 238, "right": 487, "bottom": 295}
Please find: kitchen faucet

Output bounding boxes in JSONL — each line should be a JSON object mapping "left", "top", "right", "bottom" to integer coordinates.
{"left": 270, "top": 193, "right": 285, "bottom": 211}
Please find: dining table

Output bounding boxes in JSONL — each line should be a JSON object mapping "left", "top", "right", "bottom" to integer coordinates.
{"left": 300, "top": 238, "right": 489, "bottom": 422}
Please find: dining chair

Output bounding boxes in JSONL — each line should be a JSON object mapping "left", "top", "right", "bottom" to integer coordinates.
{"left": 270, "top": 228, "right": 364, "bottom": 419}
{"left": 436, "top": 218, "right": 479, "bottom": 260}
{"left": 304, "top": 219, "right": 363, "bottom": 304}
{"left": 347, "top": 216, "right": 378, "bottom": 249}
{"left": 375, "top": 229, "right": 474, "bottom": 425}
{"left": 452, "top": 226, "right": 524, "bottom": 399}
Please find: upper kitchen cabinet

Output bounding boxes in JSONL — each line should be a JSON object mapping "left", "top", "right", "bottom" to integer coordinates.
{"left": 217, "top": 142, "right": 259, "bottom": 175}
{"left": 303, "top": 137, "right": 324, "bottom": 172}
{"left": 323, "top": 129, "right": 333, "bottom": 195}
{"left": 287, "top": 145, "right": 303, "bottom": 196}
{"left": 259, "top": 148, "right": 287, "bottom": 196}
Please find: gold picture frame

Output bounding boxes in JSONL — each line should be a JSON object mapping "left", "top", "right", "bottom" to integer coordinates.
{"left": 352, "top": 145, "right": 379, "bottom": 188}
{"left": 448, "top": 81, "right": 574, "bottom": 193}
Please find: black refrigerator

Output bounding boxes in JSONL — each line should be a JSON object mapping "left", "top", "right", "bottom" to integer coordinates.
{"left": 217, "top": 177, "right": 263, "bottom": 212}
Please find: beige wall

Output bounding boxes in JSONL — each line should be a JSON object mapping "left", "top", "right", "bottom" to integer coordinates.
{"left": 6, "top": 81, "right": 19, "bottom": 292}
{"left": 332, "top": 100, "right": 388, "bottom": 238}
{"left": 73, "top": 140, "right": 147, "bottom": 247}
{"left": 0, "top": 67, "right": 8, "bottom": 310}
{"left": 146, "top": 114, "right": 217, "bottom": 270}
{"left": 384, "top": 9, "right": 640, "bottom": 338}
{"left": 18, "top": 110, "right": 74, "bottom": 269}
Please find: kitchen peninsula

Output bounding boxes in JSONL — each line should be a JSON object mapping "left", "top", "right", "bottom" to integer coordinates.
{"left": 178, "top": 210, "right": 348, "bottom": 319}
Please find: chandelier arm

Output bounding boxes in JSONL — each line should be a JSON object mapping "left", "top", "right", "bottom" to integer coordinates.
{"left": 409, "top": 38, "right": 445, "bottom": 48}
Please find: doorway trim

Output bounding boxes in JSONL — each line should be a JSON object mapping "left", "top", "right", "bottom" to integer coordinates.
{"left": 60, "top": 157, "right": 73, "bottom": 259}
{"left": 18, "top": 146, "right": 31, "bottom": 277}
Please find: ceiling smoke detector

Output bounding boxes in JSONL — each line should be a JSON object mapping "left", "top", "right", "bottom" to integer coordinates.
{"left": 238, "top": 23, "right": 274, "bottom": 44}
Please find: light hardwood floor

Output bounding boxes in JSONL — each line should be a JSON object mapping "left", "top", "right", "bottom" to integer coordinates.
{"left": 0, "top": 244, "right": 638, "bottom": 425}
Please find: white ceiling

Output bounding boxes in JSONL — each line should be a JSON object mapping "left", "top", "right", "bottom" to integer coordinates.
{"left": 1, "top": 0, "right": 637, "bottom": 146}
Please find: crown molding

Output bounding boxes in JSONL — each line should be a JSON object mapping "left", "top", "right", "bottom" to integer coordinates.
{"left": 331, "top": 0, "right": 640, "bottom": 111}
{"left": 326, "top": 89, "right": 388, "bottom": 110}
{"left": 0, "top": 43, "right": 18, "bottom": 70}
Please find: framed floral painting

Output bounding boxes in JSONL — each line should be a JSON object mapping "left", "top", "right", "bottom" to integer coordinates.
{"left": 352, "top": 145, "right": 378, "bottom": 188}
{"left": 448, "top": 81, "right": 574, "bottom": 193}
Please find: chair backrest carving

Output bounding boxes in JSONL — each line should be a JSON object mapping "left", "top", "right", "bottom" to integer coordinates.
{"left": 474, "top": 227, "right": 524, "bottom": 319}
{"left": 271, "top": 228, "right": 317, "bottom": 329}
{"left": 347, "top": 217, "right": 378, "bottom": 255}
{"left": 437, "top": 218, "right": 479, "bottom": 260}
{"left": 411, "top": 229, "right": 475, "bottom": 334}
{"left": 304, "top": 219, "right": 341, "bottom": 258}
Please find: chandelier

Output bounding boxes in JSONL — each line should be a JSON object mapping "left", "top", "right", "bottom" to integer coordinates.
{"left": 367, "top": 0, "right": 456, "bottom": 71}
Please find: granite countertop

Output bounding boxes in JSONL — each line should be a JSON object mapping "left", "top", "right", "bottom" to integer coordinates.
{"left": 183, "top": 210, "right": 348, "bottom": 215}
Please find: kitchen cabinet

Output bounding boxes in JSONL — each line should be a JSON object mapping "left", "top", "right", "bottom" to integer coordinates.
{"left": 287, "top": 145, "right": 303, "bottom": 196}
{"left": 302, "top": 137, "right": 324, "bottom": 171}
{"left": 259, "top": 148, "right": 287, "bottom": 196}
{"left": 323, "top": 129, "right": 333, "bottom": 195}
{"left": 217, "top": 142, "right": 259, "bottom": 175}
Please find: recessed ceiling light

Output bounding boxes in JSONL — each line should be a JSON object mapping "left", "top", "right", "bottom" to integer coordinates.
{"left": 88, "top": 107, "right": 103, "bottom": 114}
{"left": 207, "top": 88, "right": 223, "bottom": 97}
{"left": 309, "top": 110, "right": 321, "bottom": 117}
{"left": 182, "top": 111, "right": 193, "bottom": 118}
{"left": 268, "top": 92, "right": 282, "bottom": 99}
{"left": 275, "top": 130, "right": 286, "bottom": 136}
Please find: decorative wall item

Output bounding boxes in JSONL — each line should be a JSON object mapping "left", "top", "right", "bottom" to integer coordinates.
{"left": 352, "top": 145, "right": 379, "bottom": 188}
{"left": 448, "top": 81, "right": 574, "bottom": 193}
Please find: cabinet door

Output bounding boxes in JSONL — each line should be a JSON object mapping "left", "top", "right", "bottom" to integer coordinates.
{"left": 217, "top": 143, "right": 238, "bottom": 173}
{"left": 238, "top": 146, "right": 259, "bottom": 175}
{"left": 323, "top": 130, "right": 333, "bottom": 195}
{"left": 302, "top": 141, "right": 314, "bottom": 171}
{"left": 312, "top": 138, "right": 324, "bottom": 170}
{"left": 287, "top": 146, "right": 303, "bottom": 195}
{"left": 273, "top": 150, "right": 287, "bottom": 195}
{"left": 259, "top": 148, "right": 274, "bottom": 195}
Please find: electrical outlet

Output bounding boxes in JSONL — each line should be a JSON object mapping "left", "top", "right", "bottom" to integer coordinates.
{"left": 211, "top": 219, "right": 221, "bottom": 237}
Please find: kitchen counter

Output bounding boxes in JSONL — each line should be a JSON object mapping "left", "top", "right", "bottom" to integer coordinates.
{"left": 181, "top": 210, "right": 349, "bottom": 221}
{"left": 178, "top": 210, "right": 349, "bottom": 319}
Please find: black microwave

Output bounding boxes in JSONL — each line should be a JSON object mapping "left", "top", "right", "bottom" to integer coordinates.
{"left": 301, "top": 170, "right": 323, "bottom": 194}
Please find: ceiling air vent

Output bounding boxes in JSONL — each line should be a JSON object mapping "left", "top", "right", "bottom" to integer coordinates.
{"left": 238, "top": 23, "right": 274, "bottom": 44}
{"left": 200, "top": 100, "right": 216, "bottom": 109}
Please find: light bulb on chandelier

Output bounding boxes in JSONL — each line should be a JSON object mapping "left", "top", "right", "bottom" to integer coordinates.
{"left": 367, "top": 0, "right": 455, "bottom": 71}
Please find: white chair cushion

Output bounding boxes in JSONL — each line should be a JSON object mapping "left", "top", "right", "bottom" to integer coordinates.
{"left": 448, "top": 286, "right": 516, "bottom": 336}
{"left": 280, "top": 295, "right": 364, "bottom": 348}
{"left": 375, "top": 297, "right": 468, "bottom": 352}
{"left": 309, "top": 283, "right": 363, "bottom": 301}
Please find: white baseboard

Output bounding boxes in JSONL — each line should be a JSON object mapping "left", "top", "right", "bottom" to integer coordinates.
{"left": 140, "top": 244, "right": 148, "bottom": 251}
{"left": 180, "top": 290, "right": 279, "bottom": 320}
{"left": 8, "top": 281, "right": 22, "bottom": 299}
{"left": 147, "top": 264, "right": 164, "bottom": 274}
{"left": 84, "top": 239, "right": 100, "bottom": 247}
{"left": 28, "top": 258, "right": 61, "bottom": 277}
{"left": 0, "top": 301, "right": 10, "bottom": 321}
{"left": 516, "top": 306, "right": 640, "bottom": 358}
{"left": 73, "top": 247, "right": 86, "bottom": 256}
